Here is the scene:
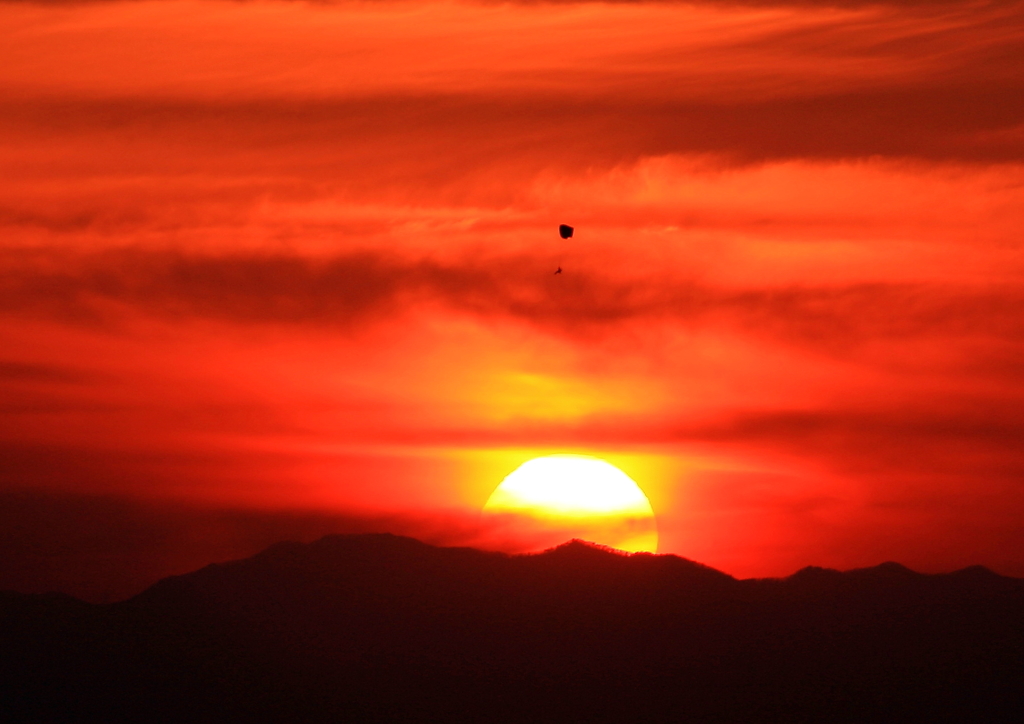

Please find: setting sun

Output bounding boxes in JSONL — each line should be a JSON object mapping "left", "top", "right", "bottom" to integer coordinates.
{"left": 484, "top": 455, "right": 658, "bottom": 553}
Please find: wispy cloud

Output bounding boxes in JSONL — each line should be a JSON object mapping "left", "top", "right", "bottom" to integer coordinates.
{"left": 2, "top": 0, "right": 1023, "bottom": 582}
{"left": 3, "top": 248, "right": 1022, "bottom": 349}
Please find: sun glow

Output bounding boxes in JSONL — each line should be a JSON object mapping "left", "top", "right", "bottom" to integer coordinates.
{"left": 484, "top": 455, "right": 658, "bottom": 553}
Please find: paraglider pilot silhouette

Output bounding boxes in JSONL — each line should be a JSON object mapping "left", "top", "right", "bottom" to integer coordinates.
{"left": 555, "top": 224, "right": 573, "bottom": 274}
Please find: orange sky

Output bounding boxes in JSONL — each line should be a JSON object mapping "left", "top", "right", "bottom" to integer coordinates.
{"left": 2, "top": 0, "right": 1024, "bottom": 596}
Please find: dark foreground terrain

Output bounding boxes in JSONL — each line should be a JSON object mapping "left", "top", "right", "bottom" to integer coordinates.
{"left": 2, "top": 534, "right": 1023, "bottom": 723}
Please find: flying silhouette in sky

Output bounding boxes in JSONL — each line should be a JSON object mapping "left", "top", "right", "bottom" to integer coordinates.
{"left": 555, "top": 224, "right": 573, "bottom": 274}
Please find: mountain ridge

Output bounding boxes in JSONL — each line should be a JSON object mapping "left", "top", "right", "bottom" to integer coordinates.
{"left": 124, "top": 532, "right": 1021, "bottom": 605}
{"left": 4, "top": 532, "right": 1016, "bottom": 608}
{"left": 3, "top": 532, "right": 1023, "bottom": 723}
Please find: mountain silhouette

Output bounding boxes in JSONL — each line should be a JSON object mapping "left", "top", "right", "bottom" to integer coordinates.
{"left": 3, "top": 533, "right": 1023, "bottom": 723}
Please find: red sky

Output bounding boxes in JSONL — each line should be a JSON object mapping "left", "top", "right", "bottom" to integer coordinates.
{"left": 2, "top": 0, "right": 1024, "bottom": 600}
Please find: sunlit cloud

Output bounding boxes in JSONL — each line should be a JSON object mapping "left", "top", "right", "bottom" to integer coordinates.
{"left": 1, "top": 0, "right": 1023, "bottom": 587}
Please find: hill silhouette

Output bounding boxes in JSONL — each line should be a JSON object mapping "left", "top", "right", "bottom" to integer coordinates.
{"left": 2, "top": 534, "right": 1023, "bottom": 723}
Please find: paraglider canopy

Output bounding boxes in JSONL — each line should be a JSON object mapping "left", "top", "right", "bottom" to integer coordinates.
{"left": 558, "top": 224, "right": 574, "bottom": 239}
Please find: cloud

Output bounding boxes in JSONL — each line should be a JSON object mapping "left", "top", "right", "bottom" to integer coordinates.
{"left": 2, "top": 0, "right": 1023, "bottom": 586}
{"left": 674, "top": 405, "right": 1024, "bottom": 469}
{"left": 0, "top": 0, "right": 1000, "bottom": 7}
{"left": 2, "top": 92, "right": 1021, "bottom": 182}
{"left": 0, "top": 360, "right": 94, "bottom": 383}
{"left": 2, "top": 1, "right": 1022, "bottom": 164}
{"left": 2, "top": 248, "right": 1022, "bottom": 352}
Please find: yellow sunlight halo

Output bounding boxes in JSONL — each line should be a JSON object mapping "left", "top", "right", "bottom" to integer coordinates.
{"left": 484, "top": 455, "right": 658, "bottom": 553}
